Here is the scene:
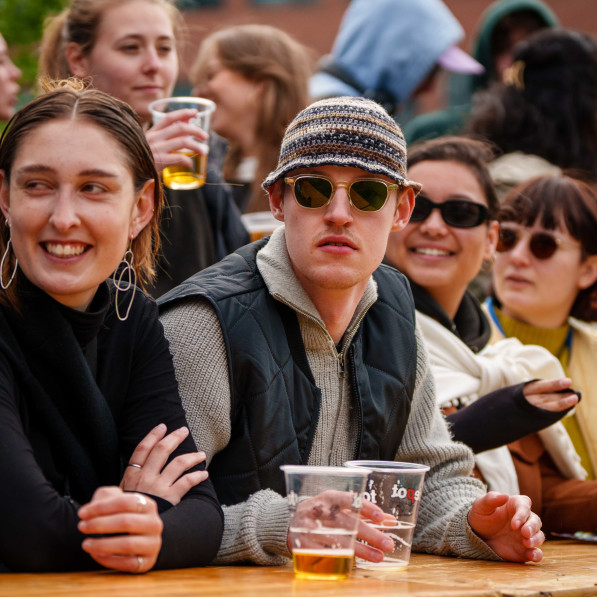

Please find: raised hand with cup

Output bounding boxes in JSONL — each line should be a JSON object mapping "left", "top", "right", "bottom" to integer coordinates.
{"left": 148, "top": 97, "right": 216, "bottom": 190}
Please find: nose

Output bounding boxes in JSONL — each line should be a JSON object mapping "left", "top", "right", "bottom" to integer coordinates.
{"left": 49, "top": 190, "right": 80, "bottom": 232}
{"left": 507, "top": 235, "right": 532, "bottom": 265}
{"left": 323, "top": 185, "right": 353, "bottom": 227}
{"left": 10, "top": 59, "right": 21, "bottom": 81}
{"left": 142, "top": 47, "right": 161, "bottom": 73}
{"left": 417, "top": 206, "right": 448, "bottom": 236}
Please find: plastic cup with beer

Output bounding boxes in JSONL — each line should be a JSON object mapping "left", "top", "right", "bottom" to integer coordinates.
{"left": 240, "top": 211, "right": 283, "bottom": 242}
{"left": 281, "top": 465, "right": 370, "bottom": 580}
{"left": 344, "top": 460, "right": 429, "bottom": 570}
{"left": 148, "top": 96, "right": 216, "bottom": 190}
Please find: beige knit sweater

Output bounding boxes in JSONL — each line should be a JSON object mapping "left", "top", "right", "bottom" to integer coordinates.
{"left": 160, "top": 228, "right": 498, "bottom": 565}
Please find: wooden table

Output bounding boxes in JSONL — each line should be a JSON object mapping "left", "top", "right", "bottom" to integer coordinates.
{"left": 2, "top": 540, "right": 596, "bottom": 597}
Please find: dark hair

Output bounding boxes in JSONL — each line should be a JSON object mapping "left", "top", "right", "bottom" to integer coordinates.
{"left": 191, "top": 24, "right": 312, "bottom": 212}
{"left": 0, "top": 79, "right": 162, "bottom": 307}
{"left": 490, "top": 9, "right": 548, "bottom": 65}
{"left": 408, "top": 136, "right": 499, "bottom": 217}
{"left": 497, "top": 173, "right": 597, "bottom": 321}
{"left": 466, "top": 29, "right": 597, "bottom": 176}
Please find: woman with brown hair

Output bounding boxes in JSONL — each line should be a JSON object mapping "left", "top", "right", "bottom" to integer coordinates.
{"left": 489, "top": 174, "right": 597, "bottom": 525}
{"left": 0, "top": 81, "right": 223, "bottom": 572}
{"left": 191, "top": 24, "right": 312, "bottom": 213}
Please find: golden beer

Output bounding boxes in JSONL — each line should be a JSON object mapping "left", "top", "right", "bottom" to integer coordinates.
{"left": 293, "top": 549, "right": 354, "bottom": 580}
{"left": 162, "top": 151, "right": 208, "bottom": 190}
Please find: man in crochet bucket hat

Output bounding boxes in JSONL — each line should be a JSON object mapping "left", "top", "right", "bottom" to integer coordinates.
{"left": 159, "top": 96, "right": 546, "bottom": 566}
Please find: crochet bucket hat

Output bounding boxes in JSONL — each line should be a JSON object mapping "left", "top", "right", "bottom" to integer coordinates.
{"left": 263, "top": 96, "right": 421, "bottom": 193}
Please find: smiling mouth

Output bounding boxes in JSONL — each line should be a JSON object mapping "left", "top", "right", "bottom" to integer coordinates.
{"left": 412, "top": 247, "right": 452, "bottom": 256}
{"left": 43, "top": 243, "right": 89, "bottom": 258}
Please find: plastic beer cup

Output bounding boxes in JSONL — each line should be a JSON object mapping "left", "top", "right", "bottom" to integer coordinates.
{"left": 148, "top": 96, "right": 215, "bottom": 190}
{"left": 344, "top": 460, "right": 429, "bottom": 570}
{"left": 281, "top": 465, "right": 369, "bottom": 580}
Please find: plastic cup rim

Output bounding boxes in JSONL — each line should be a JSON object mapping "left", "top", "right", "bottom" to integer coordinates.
{"left": 343, "top": 460, "right": 430, "bottom": 474}
{"left": 281, "top": 464, "right": 369, "bottom": 477}
{"left": 148, "top": 96, "right": 216, "bottom": 115}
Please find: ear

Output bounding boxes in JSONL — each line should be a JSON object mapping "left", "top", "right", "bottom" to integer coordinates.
{"left": 390, "top": 187, "right": 415, "bottom": 232}
{"left": 129, "top": 180, "right": 155, "bottom": 239}
{"left": 66, "top": 42, "right": 91, "bottom": 77}
{"left": 0, "top": 170, "right": 10, "bottom": 222}
{"left": 577, "top": 254, "right": 597, "bottom": 290}
{"left": 268, "top": 181, "right": 285, "bottom": 223}
{"left": 483, "top": 220, "right": 499, "bottom": 261}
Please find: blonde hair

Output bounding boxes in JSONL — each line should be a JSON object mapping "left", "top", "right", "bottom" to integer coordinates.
{"left": 191, "top": 25, "right": 312, "bottom": 212}
{"left": 39, "top": 0, "right": 182, "bottom": 80}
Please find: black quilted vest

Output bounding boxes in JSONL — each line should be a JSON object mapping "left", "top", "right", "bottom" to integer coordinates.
{"left": 159, "top": 240, "right": 417, "bottom": 506}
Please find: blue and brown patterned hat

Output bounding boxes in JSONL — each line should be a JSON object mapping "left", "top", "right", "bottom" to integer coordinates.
{"left": 262, "top": 96, "right": 421, "bottom": 193}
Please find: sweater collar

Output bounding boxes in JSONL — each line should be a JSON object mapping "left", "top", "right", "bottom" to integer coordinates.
{"left": 19, "top": 277, "right": 111, "bottom": 349}
{"left": 257, "top": 226, "right": 378, "bottom": 339}
{"left": 410, "top": 280, "right": 491, "bottom": 353}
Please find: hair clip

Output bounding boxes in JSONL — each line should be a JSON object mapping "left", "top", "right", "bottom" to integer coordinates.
{"left": 503, "top": 60, "right": 525, "bottom": 91}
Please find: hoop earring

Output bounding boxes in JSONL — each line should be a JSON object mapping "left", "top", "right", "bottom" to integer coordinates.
{"left": 481, "top": 254, "right": 496, "bottom": 273}
{"left": 0, "top": 238, "right": 18, "bottom": 290}
{"left": 113, "top": 245, "right": 136, "bottom": 321}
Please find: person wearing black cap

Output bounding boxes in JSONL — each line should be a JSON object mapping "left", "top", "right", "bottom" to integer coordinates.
{"left": 159, "top": 96, "right": 545, "bottom": 567}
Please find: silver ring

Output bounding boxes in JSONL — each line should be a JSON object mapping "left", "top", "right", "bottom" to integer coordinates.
{"left": 135, "top": 493, "right": 148, "bottom": 513}
{"left": 136, "top": 555, "right": 143, "bottom": 573}
{"left": 127, "top": 463, "right": 142, "bottom": 469}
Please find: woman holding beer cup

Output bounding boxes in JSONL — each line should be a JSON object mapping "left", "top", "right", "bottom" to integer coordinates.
{"left": 39, "top": 0, "right": 248, "bottom": 296}
{"left": 0, "top": 81, "right": 223, "bottom": 572}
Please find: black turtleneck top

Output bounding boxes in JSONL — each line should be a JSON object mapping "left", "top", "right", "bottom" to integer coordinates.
{"left": 0, "top": 280, "right": 223, "bottom": 572}
{"left": 409, "top": 281, "right": 569, "bottom": 454}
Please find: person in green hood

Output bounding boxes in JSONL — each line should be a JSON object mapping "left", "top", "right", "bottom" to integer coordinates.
{"left": 404, "top": 0, "right": 558, "bottom": 144}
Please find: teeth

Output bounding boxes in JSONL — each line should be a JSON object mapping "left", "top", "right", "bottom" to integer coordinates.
{"left": 414, "top": 248, "right": 450, "bottom": 256}
{"left": 45, "top": 243, "right": 86, "bottom": 257}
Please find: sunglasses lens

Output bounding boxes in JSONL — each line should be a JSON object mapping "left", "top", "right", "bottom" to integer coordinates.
{"left": 410, "top": 196, "right": 432, "bottom": 222}
{"left": 350, "top": 180, "right": 389, "bottom": 212}
{"left": 442, "top": 201, "right": 487, "bottom": 228}
{"left": 497, "top": 228, "right": 518, "bottom": 252}
{"left": 293, "top": 176, "right": 333, "bottom": 208}
{"left": 530, "top": 233, "right": 559, "bottom": 259}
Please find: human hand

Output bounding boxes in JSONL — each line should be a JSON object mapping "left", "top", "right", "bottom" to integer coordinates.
{"left": 523, "top": 378, "right": 578, "bottom": 412}
{"left": 146, "top": 108, "right": 208, "bottom": 171}
{"left": 287, "top": 490, "right": 394, "bottom": 563}
{"left": 468, "top": 492, "right": 544, "bottom": 563}
{"left": 78, "top": 486, "right": 163, "bottom": 573}
{"left": 120, "top": 423, "right": 208, "bottom": 505}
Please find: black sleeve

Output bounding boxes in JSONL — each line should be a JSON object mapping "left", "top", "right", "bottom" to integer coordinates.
{"left": 113, "top": 293, "right": 223, "bottom": 569}
{"left": 445, "top": 383, "right": 573, "bottom": 454}
{"left": 0, "top": 354, "right": 99, "bottom": 571}
{"left": 202, "top": 168, "right": 250, "bottom": 259}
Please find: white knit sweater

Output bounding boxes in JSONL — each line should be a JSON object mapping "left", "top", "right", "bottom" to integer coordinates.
{"left": 160, "top": 227, "right": 497, "bottom": 564}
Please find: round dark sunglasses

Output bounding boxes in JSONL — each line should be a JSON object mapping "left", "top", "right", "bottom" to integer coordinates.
{"left": 410, "top": 194, "right": 489, "bottom": 228}
{"left": 284, "top": 175, "right": 398, "bottom": 212}
{"left": 497, "top": 226, "right": 580, "bottom": 260}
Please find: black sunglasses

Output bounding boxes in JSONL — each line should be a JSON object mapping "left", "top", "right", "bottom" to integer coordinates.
{"left": 410, "top": 195, "right": 489, "bottom": 228}
{"left": 497, "top": 226, "right": 580, "bottom": 260}
{"left": 284, "top": 175, "right": 398, "bottom": 212}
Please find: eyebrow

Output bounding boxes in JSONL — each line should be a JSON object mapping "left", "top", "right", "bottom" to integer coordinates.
{"left": 15, "top": 165, "right": 119, "bottom": 178}
{"left": 117, "top": 34, "right": 174, "bottom": 43}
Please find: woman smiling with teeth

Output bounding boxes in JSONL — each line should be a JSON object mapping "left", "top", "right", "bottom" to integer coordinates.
{"left": 384, "top": 137, "right": 597, "bottom": 537}
{"left": 0, "top": 81, "right": 223, "bottom": 573}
